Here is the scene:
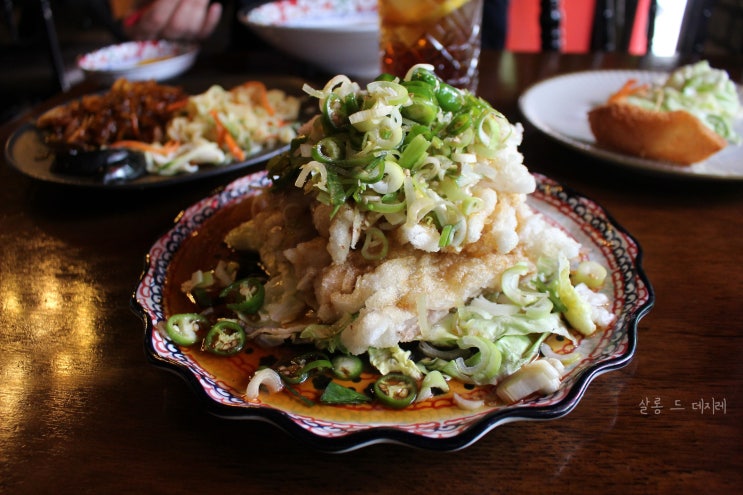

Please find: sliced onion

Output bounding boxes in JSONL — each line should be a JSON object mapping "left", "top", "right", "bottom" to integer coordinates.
{"left": 453, "top": 393, "right": 485, "bottom": 410}
{"left": 500, "top": 262, "right": 543, "bottom": 307}
{"left": 322, "top": 74, "right": 354, "bottom": 93}
{"left": 349, "top": 105, "right": 396, "bottom": 130}
{"left": 370, "top": 160, "right": 405, "bottom": 194}
{"left": 294, "top": 161, "right": 328, "bottom": 190}
{"left": 418, "top": 341, "right": 468, "bottom": 360}
{"left": 451, "top": 152, "right": 477, "bottom": 164}
{"left": 245, "top": 368, "right": 284, "bottom": 400}
{"left": 360, "top": 227, "right": 388, "bottom": 260}
{"left": 366, "top": 80, "right": 409, "bottom": 105}
{"left": 301, "top": 83, "right": 325, "bottom": 99}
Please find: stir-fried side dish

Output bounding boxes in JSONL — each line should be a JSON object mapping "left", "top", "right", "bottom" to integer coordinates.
{"left": 162, "top": 65, "right": 615, "bottom": 410}
{"left": 37, "top": 79, "right": 186, "bottom": 151}
{"left": 588, "top": 61, "right": 741, "bottom": 165}
{"left": 36, "top": 78, "right": 302, "bottom": 180}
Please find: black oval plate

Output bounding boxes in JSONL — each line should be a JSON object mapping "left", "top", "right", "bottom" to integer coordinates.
{"left": 4, "top": 76, "right": 315, "bottom": 189}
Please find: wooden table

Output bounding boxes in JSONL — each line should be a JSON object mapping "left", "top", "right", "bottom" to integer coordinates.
{"left": 1, "top": 50, "right": 741, "bottom": 494}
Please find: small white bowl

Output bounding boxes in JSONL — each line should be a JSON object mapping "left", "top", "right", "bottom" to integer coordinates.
{"left": 238, "top": 0, "right": 380, "bottom": 80}
{"left": 78, "top": 40, "right": 199, "bottom": 84}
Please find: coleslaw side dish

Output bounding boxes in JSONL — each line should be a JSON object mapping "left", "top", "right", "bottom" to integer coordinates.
{"left": 160, "top": 65, "right": 615, "bottom": 410}
{"left": 615, "top": 60, "right": 741, "bottom": 143}
{"left": 151, "top": 81, "right": 302, "bottom": 175}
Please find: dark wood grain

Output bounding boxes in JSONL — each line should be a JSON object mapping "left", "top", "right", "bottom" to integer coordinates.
{"left": 1, "top": 50, "right": 741, "bottom": 494}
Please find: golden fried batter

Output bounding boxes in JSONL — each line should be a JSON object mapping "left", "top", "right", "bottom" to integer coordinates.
{"left": 588, "top": 102, "right": 727, "bottom": 165}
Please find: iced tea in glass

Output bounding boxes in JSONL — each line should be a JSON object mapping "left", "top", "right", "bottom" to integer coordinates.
{"left": 379, "top": 0, "right": 483, "bottom": 91}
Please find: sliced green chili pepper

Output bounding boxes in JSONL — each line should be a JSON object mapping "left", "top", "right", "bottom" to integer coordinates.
{"left": 401, "top": 81, "right": 438, "bottom": 125}
{"left": 409, "top": 67, "right": 440, "bottom": 89}
{"left": 189, "top": 287, "right": 214, "bottom": 307}
{"left": 276, "top": 351, "right": 332, "bottom": 384}
{"left": 165, "top": 313, "right": 208, "bottom": 346}
{"left": 311, "top": 136, "right": 344, "bottom": 163}
{"left": 374, "top": 72, "right": 397, "bottom": 82}
{"left": 344, "top": 92, "right": 360, "bottom": 114}
{"left": 219, "top": 277, "right": 264, "bottom": 314}
{"left": 436, "top": 83, "right": 465, "bottom": 112}
{"left": 331, "top": 355, "right": 364, "bottom": 380}
{"left": 322, "top": 92, "right": 347, "bottom": 130}
{"left": 446, "top": 112, "right": 472, "bottom": 135}
{"left": 373, "top": 373, "right": 418, "bottom": 409}
{"left": 202, "top": 320, "right": 246, "bottom": 356}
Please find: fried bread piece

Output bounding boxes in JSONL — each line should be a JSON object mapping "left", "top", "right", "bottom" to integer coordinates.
{"left": 588, "top": 102, "right": 727, "bottom": 165}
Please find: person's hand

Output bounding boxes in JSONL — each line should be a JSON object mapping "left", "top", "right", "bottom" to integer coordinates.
{"left": 123, "top": 0, "right": 223, "bottom": 41}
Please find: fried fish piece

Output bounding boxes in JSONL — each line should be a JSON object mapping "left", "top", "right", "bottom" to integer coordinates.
{"left": 588, "top": 101, "right": 727, "bottom": 166}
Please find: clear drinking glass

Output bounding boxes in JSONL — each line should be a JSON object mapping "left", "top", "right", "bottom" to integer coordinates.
{"left": 378, "top": 0, "right": 484, "bottom": 92}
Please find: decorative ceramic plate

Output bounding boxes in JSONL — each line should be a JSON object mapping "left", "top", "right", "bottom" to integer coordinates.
{"left": 131, "top": 171, "right": 654, "bottom": 452}
{"left": 78, "top": 40, "right": 199, "bottom": 84}
{"left": 518, "top": 70, "right": 743, "bottom": 180}
{"left": 4, "top": 76, "right": 314, "bottom": 189}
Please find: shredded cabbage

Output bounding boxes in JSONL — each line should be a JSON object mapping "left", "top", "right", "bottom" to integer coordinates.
{"left": 368, "top": 346, "right": 423, "bottom": 380}
{"left": 625, "top": 60, "right": 741, "bottom": 143}
{"left": 144, "top": 82, "right": 301, "bottom": 175}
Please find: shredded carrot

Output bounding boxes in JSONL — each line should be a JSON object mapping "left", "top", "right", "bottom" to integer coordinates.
{"left": 110, "top": 140, "right": 180, "bottom": 155}
{"left": 234, "top": 81, "right": 276, "bottom": 116}
{"left": 608, "top": 79, "right": 648, "bottom": 104}
{"left": 210, "top": 110, "right": 246, "bottom": 161}
{"left": 166, "top": 99, "right": 189, "bottom": 112}
{"left": 223, "top": 132, "right": 245, "bottom": 162}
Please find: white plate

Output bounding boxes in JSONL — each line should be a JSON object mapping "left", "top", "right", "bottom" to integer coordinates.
{"left": 518, "top": 70, "right": 743, "bottom": 180}
{"left": 78, "top": 40, "right": 198, "bottom": 84}
{"left": 238, "top": 0, "right": 379, "bottom": 79}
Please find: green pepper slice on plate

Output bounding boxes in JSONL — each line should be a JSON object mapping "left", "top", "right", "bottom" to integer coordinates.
{"left": 373, "top": 373, "right": 418, "bottom": 409}
{"left": 276, "top": 351, "right": 332, "bottom": 384}
{"left": 331, "top": 355, "right": 364, "bottom": 380}
{"left": 219, "top": 277, "right": 264, "bottom": 314}
{"left": 164, "top": 313, "right": 208, "bottom": 346}
{"left": 202, "top": 320, "right": 246, "bottom": 356}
